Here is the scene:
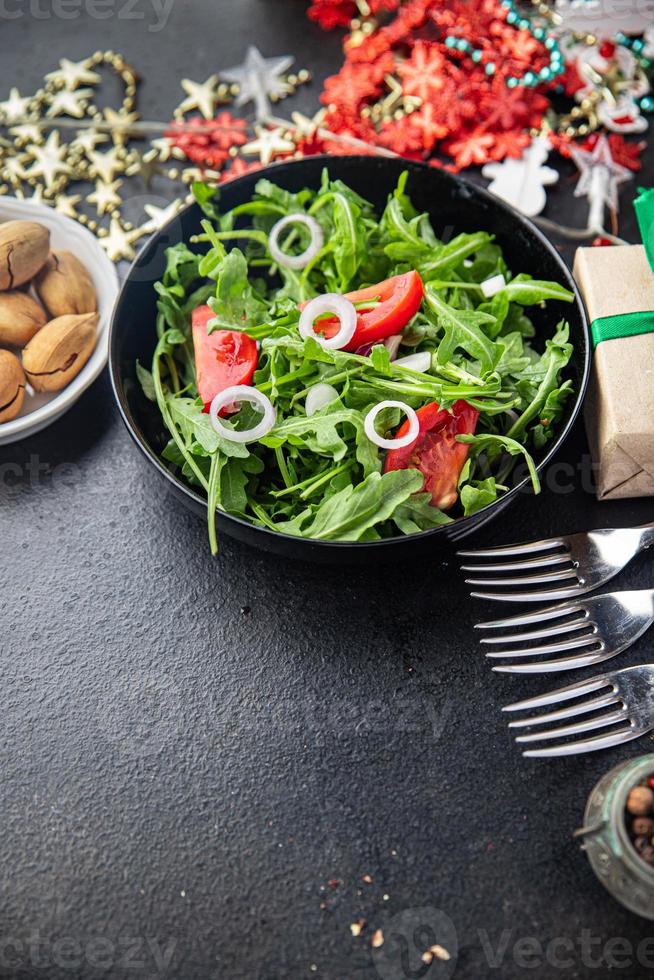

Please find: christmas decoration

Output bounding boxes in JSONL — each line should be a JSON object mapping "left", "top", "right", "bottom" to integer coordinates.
{"left": 221, "top": 46, "right": 296, "bottom": 121}
{"left": 482, "top": 134, "right": 558, "bottom": 217}
{"left": 176, "top": 75, "right": 225, "bottom": 120}
{"left": 536, "top": 133, "right": 632, "bottom": 242}
{"left": 0, "top": 8, "right": 649, "bottom": 267}
{"left": 0, "top": 48, "right": 314, "bottom": 262}
{"left": 570, "top": 133, "right": 633, "bottom": 229}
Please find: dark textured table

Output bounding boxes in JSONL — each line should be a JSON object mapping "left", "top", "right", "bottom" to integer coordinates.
{"left": 2, "top": 3, "right": 654, "bottom": 978}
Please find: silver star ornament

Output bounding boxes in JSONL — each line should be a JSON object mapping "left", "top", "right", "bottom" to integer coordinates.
{"left": 222, "top": 46, "right": 293, "bottom": 121}
{"left": 569, "top": 133, "right": 632, "bottom": 232}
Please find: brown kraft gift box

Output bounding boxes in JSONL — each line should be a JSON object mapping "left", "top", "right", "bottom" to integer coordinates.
{"left": 573, "top": 244, "right": 654, "bottom": 500}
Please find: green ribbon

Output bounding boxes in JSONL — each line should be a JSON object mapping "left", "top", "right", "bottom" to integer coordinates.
{"left": 591, "top": 309, "right": 654, "bottom": 349}
{"left": 590, "top": 186, "right": 654, "bottom": 348}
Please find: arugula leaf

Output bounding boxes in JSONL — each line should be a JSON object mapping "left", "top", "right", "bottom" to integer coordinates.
{"left": 393, "top": 493, "right": 452, "bottom": 534}
{"left": 506, "top": 322, "right": 573, "bottom": 442}
{"left": 136, "top": 360, "right": 156, "bottom": 402}
{"left": 425, "top": 287, "right": 502, "bottom": 375}
{"left": 280, "top": 469, "right": 424, "bottom": 540}
{"left": 193, "top": 181, "right": 221, "bottom": 221}
{"left": 460, "top": 478, "right": 500, "bottom": 516}
{"left": 502, "top": 274, "right": 575, "bottom": 306}
{"left": 419, "top": 231, "right": 493, "bottom": 278}
{"left": 458, "top": 433, "right": 541, "bottom": 494}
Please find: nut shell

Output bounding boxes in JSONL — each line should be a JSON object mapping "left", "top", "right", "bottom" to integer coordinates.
{"left": 0, "top": 349, "right": 26, "bottom": 423}
{"left": 0, "top": 220, "right": 50, "bottom": 290}
{"left": 0, "top": 290, "right": 47, "bottom": 347}
{"left": 34, "top": 250, "right": 97, "bottom": 318}
{"left": 22, "top": 312, "right": 98, "bottom": 392}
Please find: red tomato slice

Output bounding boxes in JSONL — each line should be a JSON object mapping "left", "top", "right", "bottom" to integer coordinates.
{"left": 384, "top": 400, "right": 479, "bottom": 511}
{"left": 298, "top": 271, "right": 423, "bottom": 352}
{"left": 192, "top": 305, "right": 258, "bottom": 412}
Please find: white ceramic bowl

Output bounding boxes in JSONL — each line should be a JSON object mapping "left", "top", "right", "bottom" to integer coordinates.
{"left": 0, "top": 197, "right": 119, "bottom": 446}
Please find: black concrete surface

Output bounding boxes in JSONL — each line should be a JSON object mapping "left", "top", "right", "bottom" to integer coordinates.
{"left": 2, "top": 3, "right": 654, "bottom": 978}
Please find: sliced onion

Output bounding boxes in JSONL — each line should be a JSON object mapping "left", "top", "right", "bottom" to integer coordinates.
{"left": 299, "top": 294, "right": 357, "bottom": 350}
{"left": 480, "top": 273, "right": 506, "bottom": 298}
{"left": 305, "top": 382, "right": 339, "bottom": 417}
{"left": 364, "top": 400, "right": 420, "bottom": 450}
{"left": 383, "top": 334, "right": 403, "bottom": 361}
{"left": 394, "top": 351, "right": 431, "bottom": 373}
{"left": 269, "top": 213, "right": 324, "bottom": 271}
{"left": 209, "top": 385, "right": 276, "bottom": 444}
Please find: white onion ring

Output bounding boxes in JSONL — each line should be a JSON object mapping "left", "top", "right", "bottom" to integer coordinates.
{"left": 305, "top": 382, "right": 339, "bottom": 417}
{"left": 299, "top": 294, "right": 357, "bottom": 350}
{"left": 268, "top": 213, "right": 324, "bottom": 270}
{"left": 364, "top": 400, "right": 420, "bottom": 451}
{"left": 480, "top": 273, "right": 506, "bottom": 298}
{"left": 394, "top": 351, "right": 431, "bottom": 373}
{"left": 209, "top": 385, "right": 276, "bottom": 444}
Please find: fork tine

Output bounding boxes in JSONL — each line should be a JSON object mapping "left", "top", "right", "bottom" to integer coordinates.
{"left": 485, "top": 634, "right": 599, "bottom": 660}
{"left": 465, "top": 568, "right": 579, "bottom": 588}
{"left": 507, "top": 692, "right": 619, "bottom": 728}
{"left": 475, "top": 602, "right": 585, "bottom": 630}
{"left": 514, "top": 708, "right": 627, "bottom": 743}
{"left": 492, "top": 649, "right": 613, "bottom": 673}
{"left": 460, "top": 553, "right": 573, "bottom": 573}
{"left": 480, "top": 618, "right": 589, "bottom": 645}
{"left": 471, "top": 584, "right": 586, "bottom": 603}
{"left": 522, "top": 726, "right": 639, "bottom": 758}
{"left": 457, "top": 536, "right": 566, "bottom": 558}
{"left": 503, "top": 674, "right": 610, "bottom": 712}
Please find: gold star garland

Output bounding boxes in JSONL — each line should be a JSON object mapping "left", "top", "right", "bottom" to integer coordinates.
{"left": 0, "top": 51, "right": 312, "bottom": 262}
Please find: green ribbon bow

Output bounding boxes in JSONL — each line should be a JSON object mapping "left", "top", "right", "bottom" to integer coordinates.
{"left": 590, "top": 186, "right": 654, "bottom": 349}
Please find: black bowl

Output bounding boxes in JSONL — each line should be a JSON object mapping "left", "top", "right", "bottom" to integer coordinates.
{"left": 109, "top": 155, "right": 590, "bottom": 562}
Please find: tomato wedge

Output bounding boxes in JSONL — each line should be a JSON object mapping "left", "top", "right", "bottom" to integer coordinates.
{"left": 298, "top": 271, "right": 423, "bottom": 352}
{"left": 192, "top": 305, "right": 258, "bottom": 412}
{"left": 384, "top": 400, "right": 479, "bottom": 511}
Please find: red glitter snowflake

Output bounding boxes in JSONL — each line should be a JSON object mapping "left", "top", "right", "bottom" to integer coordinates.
{"left": 444, "top": 129, "right": 495, "bottom": 168}
{"left": 220, "top": 157, "right": 263, "bottom": 183}
{"left": 488, "top": 129, "right": 531, "bottom": 160}
{"left": 404, "top": 102, "right": 449, "bottom": 151}
{"left": 397, "top": 41, "right": 446, "bottom": 102}
{"left": 308, "top": 0, "right": 357, "bottom": 30}
{"left": 166, "top": 112, "right": 248, "bottom": 170}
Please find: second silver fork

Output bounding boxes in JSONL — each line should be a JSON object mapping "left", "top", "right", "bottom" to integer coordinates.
{"left": 476, "top": 589, "right": 654, "bottom": 673}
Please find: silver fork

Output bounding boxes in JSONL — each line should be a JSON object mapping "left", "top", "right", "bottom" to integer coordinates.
{"left": 503, "top": 664, "right": 654, "bottom": 757}
{"left": 458, "top": 523, "right": 654, "bottom": 602}
{"left": 476, "top": 589, "right": 654, "bottom": 674}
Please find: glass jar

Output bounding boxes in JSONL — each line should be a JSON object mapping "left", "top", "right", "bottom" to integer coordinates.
{"left": 576, "top": 753, "right": 654, "bottom": 919}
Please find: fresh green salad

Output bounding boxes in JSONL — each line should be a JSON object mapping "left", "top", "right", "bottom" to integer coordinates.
{"left": 139, "top": 171, "right": 575, "bottom": 553}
